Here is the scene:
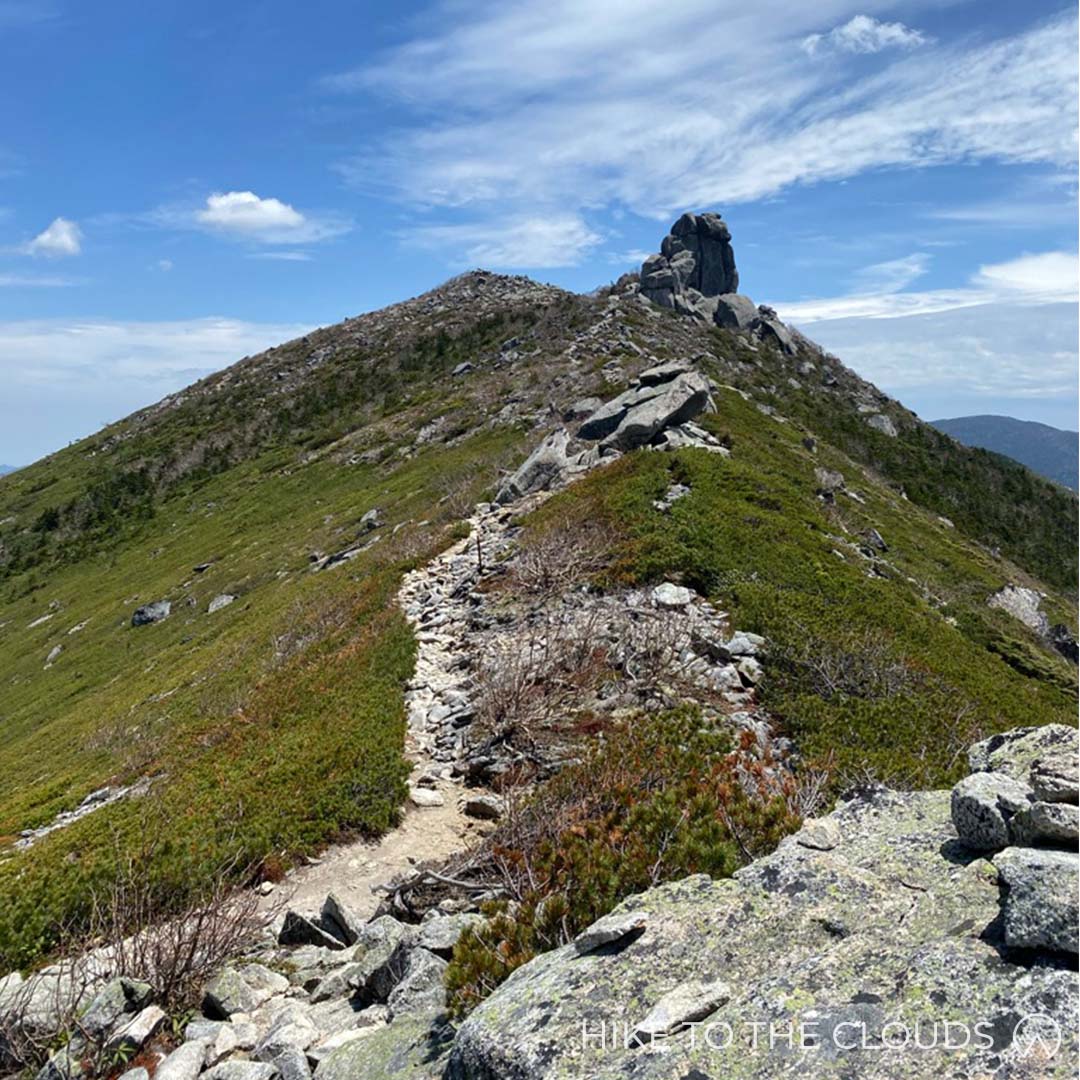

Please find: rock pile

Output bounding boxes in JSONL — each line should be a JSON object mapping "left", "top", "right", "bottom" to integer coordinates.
{"left": 951, "top": 724, "right": 1078, "bottom": 953}
{"left": 15, "top": 893, "right": 485, "bottom": 1080}
{"left": 495, "top": 360, "right": 727, "bottom": 505}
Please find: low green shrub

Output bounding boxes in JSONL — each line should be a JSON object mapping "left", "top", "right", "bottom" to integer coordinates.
{"left": 445, "top": 709, "right": 800, "bottom": 1016}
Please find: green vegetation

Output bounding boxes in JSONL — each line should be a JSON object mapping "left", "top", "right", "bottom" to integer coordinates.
{"left": 445, "top": 709, "right": 799, "bottom": 1016}
{"left": 0, "top": 427, "right": 518, "bottom": 971}
{"left": 707, "top": 326, "right": 1079, "bottom": 591}
{"left": 549, "top": 385, "right": 1076, "bottom": 788}
{"left": 444, "top": 383, "right": 1076, "bottom": 1016}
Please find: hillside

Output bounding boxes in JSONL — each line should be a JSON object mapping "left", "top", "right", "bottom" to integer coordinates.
{"left": 0, "top": 216, "right": 1075, "bottom": 990}
{"left": 932, "top": 414, "right": 1078, "bottom": 491}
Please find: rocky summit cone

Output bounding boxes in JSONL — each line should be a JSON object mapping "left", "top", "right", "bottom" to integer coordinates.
{"left": 0, "top": 215, "right": 1076, "bottom": 1080}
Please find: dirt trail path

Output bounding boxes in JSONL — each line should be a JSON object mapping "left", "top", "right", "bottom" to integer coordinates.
{"left": 258, "top": 499, "right": 531, "bottom": 923}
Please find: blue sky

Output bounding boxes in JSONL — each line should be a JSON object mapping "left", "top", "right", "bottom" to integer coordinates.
{"left": 1, "top": 0, "right": 1077, "bottom": 465}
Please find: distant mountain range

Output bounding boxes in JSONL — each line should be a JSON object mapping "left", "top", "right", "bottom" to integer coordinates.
{"left": 0, "top": 465, "right": 15, "bottom": 476}
{"left": 931, "top": 415, "right": 1078, "bottom": 491}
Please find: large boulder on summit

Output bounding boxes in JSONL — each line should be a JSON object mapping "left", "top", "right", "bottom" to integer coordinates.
{"left": 640, "top": 212, "right": 738, "bottom": 313}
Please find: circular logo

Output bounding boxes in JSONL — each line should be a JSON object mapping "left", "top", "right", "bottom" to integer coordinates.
{"left": 1012, "top": 1014, "right": 1062, "bottom": 1060}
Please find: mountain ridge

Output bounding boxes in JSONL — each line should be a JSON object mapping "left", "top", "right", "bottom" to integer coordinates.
{"left": 931, "top": 413, "right": 1078, "bottom": 491}
{"left": 0, "top": 219, "right": 1074, "bottom": 989}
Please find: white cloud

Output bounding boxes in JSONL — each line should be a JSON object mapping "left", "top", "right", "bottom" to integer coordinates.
{"left": 136, "top": 192, "right": 351, "bottom": 245}
{"left": 851, "top": 252, "right": 930, "bottom": 294}
{"left": 247, "top": 250, "right": 314, "bottom": 261}
{"left": 0, "top": 272, "right": 77, "bottom": 286}
{"left": 801, "top": 14, "right": 928, "bottom": 57}
{"left": 973, "top": 251, "right": 1079, "bottom": 299}
{"left": 197, "top": 191, "right": 304, "bottom": 235}
{"left": 773, "top": 250, "right": 1079, "bottom": 322}
{"left": 156, "top": 258, "right": 173, "bottom": 272}
{"left": 407, "top": 213, "right": 603, "bottom": 268}
{"left": 24, "top": 217, "right": 82, "bottom": 257}
{"left": 797, "top": 302, "right": 1078, "bottom": 415}
{"left": 327, "top": 3, "right": 1078, "bottom": 225}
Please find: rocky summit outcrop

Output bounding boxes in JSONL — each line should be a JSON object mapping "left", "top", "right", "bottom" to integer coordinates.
{"left": 637, "top": 213, "right": 799, "bottom": 354}
{"left": 448, "top": 726, "right": 1079, "bottom": 1079}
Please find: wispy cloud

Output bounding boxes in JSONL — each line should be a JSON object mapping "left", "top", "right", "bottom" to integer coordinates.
{"left": 0, "top": 271, "right": 78, "bottom": 286}
{"left": 850, "top": 252, "right": 929, "bottom": 294}
{"left": 0, "top": 317, "right": 313, "bottom": 388}
{"left": 246, "top": 250, "right": 314, "bottom": 262}
{"left": 0, "top": 316, "right": 314, "bottom": 463}
{"left": 24, "top": 216, "right": 82, "bottom": 257}
{"left": 801, "top": 14, "right": 929, "bottom": 58}
{"left": 326, "top": 2, "right": 1078, "bottom": 232}
{"left": 774, "top": 250, "right": 1079, "bottom": 322}
{"left": 405, "top": 213, "right": 603, "bottom": 269}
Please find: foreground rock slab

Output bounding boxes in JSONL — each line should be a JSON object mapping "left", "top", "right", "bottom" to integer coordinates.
{"left": 449, "top": 787, "right": 1078, "bottom": 1078}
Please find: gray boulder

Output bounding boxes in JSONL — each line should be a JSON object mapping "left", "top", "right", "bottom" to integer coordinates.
{"left": 950, "top": 771, "right": 1032, "bottom": 851}
{"left": 1031, "top": 753, "right": 1080, "bottom": 804}
{"left": 633, "top": 978, "right": 730, "bottom": 1040}
{"left": 78, "top": 977, "right": 153, "bottom": 1040}
{"left": 154, "top": 1041, "right": 209, "bottom": 1080}
{"left": 866, "top": 413, "right": 898, "bottom": 437}
{"left": 320, "top": 894, "right": 365, "bottom": 946}
{"left": 313, "top": 1010, "right": 452, "bottom": 1080}
{"left": 202, "top": 964, "right": 287, "bottom": 1019}
{"left": 202, "top": 1063, "right": 278, "bottom": 1080}
{"left": 639, "top": 212, "right": 739, "bottom": 314}
{"left": 417, "top": 913, "right": 484, "bottom": 958}
{"left": 279, "top": 911, "right": 347, "bottom": 951}
{"left": 131, "top": 600, "right": 171, "bottom": 626}
{"left": 386, "top": 948, "right": 448, "bottom": 1018}
{"left": 208, "top": 594, "right": 236, "bottom": 613}
{"left": 601, "top": 373, "right": 712, "bottom": 452}
{"left": 1010, "top": 801, "right": 1079, "bottom": 846}
{"left": 495, "top": 430, "right": 573, "bottom": 504}
{"left": 104, "top": 1004, "right": 166, "bottom": 1056}
{"left": 993, "top": 846, "right": 1079, "bottom": 953}
{"left": 712, "top": 293, "right": 758, "bottom": 330}
{"left": 968, "top": 724, "right": 1078, "bottom": 782}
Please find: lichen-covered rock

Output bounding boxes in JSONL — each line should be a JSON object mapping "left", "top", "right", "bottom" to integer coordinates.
{"left": 632, "top": 978, "right": 730, "bottom": 1040}
{"left": 202, "top": 964, "right": 286, "bottom": 1019}
{"left": 1010, "top": 801, "right": 1079, "bottom": 845}
{"left": 1031, "top": 751, "right": 1080, "bottom": 804}
{"left": 967, "top": 723, "right": 1078, "bottom": 781}
{"left": 950, "top": 771, "right": 1031, "bottom": 851}
{"left": 78, "top": 977, "right": 153, "bottom": 1041}
{"left": 313, "top": 1010, "right": 453, "bottom": 1080}
{"left": 386, "top": 948, "right": 448, "bottom": 1019}
{"left": 417, "top": 913, "right": 484, "bottom": 958}
{"left": 449, "top": 788, "right": 1078, "bottom": 1078}
{"left": 993, "top": 846, "right": 1079, "bottom": 954}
